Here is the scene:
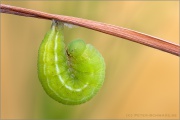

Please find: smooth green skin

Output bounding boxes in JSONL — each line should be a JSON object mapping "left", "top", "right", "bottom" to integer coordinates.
{"left": 38, "top": 21, "right": 105, "bottom": 105}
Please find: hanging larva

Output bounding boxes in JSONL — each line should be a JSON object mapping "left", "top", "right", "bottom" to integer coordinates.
{"left": 38, "top": 20, "right": 105, "bottom": 105}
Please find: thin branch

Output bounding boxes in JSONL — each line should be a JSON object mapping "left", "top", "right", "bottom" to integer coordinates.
{"left": 1, "top": 4, "right": 179, "bottom": 56}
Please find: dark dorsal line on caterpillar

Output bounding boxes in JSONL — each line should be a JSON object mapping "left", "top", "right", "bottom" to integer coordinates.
{"left": 38, "top": 20, "right": 105, "bottom": 105}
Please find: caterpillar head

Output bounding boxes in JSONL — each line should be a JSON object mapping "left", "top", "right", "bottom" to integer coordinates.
{"left": 67, "top": 39, "right": 86, "bottom": 57}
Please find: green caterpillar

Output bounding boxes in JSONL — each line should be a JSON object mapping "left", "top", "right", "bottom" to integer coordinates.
{"left": 38, "top": 20, "right": 105, "bottom": 105}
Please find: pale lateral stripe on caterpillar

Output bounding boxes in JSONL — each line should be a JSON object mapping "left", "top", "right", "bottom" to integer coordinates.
{"left": 38, "top": 20, "right": 105, "bottom": 105}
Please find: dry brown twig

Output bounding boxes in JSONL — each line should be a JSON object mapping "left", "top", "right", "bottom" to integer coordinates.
{"left": 1, "top": 4, "right": 179, "bottom": 56}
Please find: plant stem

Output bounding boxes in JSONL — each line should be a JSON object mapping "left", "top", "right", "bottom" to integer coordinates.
{"left": 0, "top": 4, "right": 179, "bottom": 56}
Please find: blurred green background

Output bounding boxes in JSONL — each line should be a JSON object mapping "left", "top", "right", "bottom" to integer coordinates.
{"left": 1, "top": 1, "right": 179, "bottom": 119}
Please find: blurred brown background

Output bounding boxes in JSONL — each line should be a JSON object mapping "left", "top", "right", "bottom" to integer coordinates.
{"left": 1, "top": 1, "right": 179, "bottom": 119}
